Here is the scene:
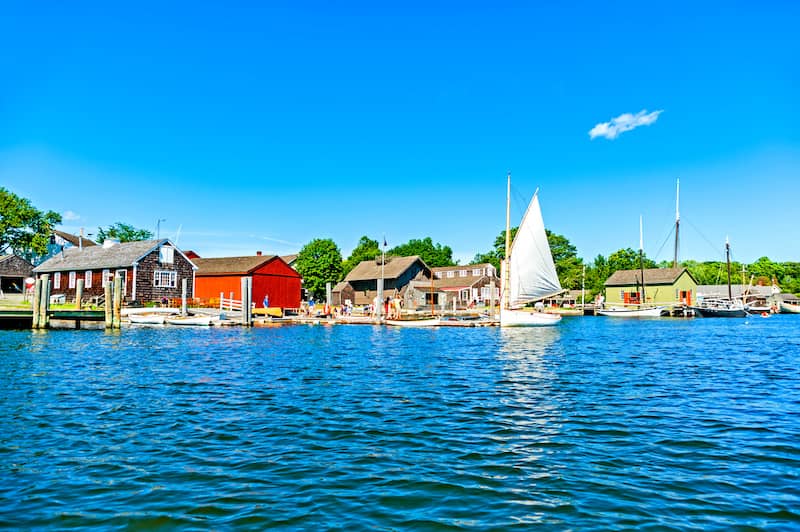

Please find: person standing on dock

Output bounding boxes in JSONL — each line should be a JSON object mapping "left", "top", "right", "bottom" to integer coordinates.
{"left": 263, "top": 293, "right": 269, "bottom": 308}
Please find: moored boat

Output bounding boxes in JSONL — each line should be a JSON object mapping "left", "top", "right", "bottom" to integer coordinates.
{"left": 596, "top": 306, "right": 665, "bottom": 318}
{"left": 165, "top": 315, "right": 215, "bottom": 326}
{"left": 779, "top": 300, "right": 800, "bottom": 314}
{"left": 690, "top": 239, "right": 748, "bottom": 318}
{"left": 128, "top": 313, "right": 167, "bottom": 325}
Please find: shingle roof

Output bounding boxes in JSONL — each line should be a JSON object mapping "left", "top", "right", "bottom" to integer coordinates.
{"left": 281, "top": 254, "right": 298, "bottom": 265}
{"left": 33, "top": 239, "right": 173, "bottom": 272}
{"left": 344, "top": 255, "right": 429, "bottom": 282}
{"left": 194, "top": 255, "right": 278, "bottom": 275}
{"left": 605, "top": 267, "right": 693, "bottom": 286}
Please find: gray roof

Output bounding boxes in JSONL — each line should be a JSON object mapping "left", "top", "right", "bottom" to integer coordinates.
{"left": 53, "top": 230, "right": 97, "bottom": 248}
{"left": 605, "top": 267, "right": 694, "bottom": 286}
{"left": 33, "top": 239, "right": 189, "bottom": 272}
{"left": 344, "top": 255, "right": 429, "bottom": 282}
{"left": 696, "top": 284, "right": 778, "bottom": 298}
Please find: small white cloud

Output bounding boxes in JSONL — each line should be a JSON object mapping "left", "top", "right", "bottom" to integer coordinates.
{"left": 589, "top": 109, "right": 663, "bottom": 140}
{"left": 63, "top": 210, "right": 81, "bottom": 221}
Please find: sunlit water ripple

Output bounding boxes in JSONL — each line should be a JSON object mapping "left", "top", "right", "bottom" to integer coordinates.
{"left": 2, "top": 316, "right": 799, "bottom": 529}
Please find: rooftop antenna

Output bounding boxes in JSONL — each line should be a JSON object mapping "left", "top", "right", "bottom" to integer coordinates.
{"left": 156, "top": 218, "right": 166, "bottom": 240}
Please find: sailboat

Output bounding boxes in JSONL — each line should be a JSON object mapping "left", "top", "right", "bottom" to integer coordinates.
{"left": 500, "top": 173, "right": 562, "bottom": 327}
{"left": 597, "top": 216, "right": 665, "bottom": 318}
{"left": 690, "top": 238, "right": 748, "bottom": 318}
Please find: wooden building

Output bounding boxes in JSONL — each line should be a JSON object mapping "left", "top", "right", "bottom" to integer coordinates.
{"left": 32, "top": 239, "right": 196, "bottom": 304}
{"left": 0, "top": 254, "right": 34, "bottom": 295}
{"left": 193, "top": 253, "right": 302, "bottom": 309}
{"left": 407, "top": 263, "right": 500, "bottom": 309}
{"left": 333, "top": 255, "right": 430, "bottom": 306}
{"left": 604, "top": 267, "right": 697, "bottom": 307}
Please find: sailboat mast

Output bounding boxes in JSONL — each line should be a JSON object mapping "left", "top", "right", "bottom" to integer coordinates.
{"left": 673, "top": 178, "right": 680, "bottom": 268}
{"left": 503, "top": 172, "right": 511, "bottom": 311}
{"left": 639, "top": 215, "right": 646, "bottom": 304}
{"left": 726, "top": 238, "right": 733, "bottom": 301}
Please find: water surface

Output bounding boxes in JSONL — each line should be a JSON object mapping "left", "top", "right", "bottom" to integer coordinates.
{"left": 2, "top": 316, "right": 799, "bottom": 529}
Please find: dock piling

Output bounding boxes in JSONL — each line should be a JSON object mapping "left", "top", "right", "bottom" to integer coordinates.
{"left": 76, "top": 279, "right": 84, "bottom": 310}
{"left": 104, "top": 281, "right": 113, "bottom": 328}
{"left": 112, "top": 276, "right": 122, "bottom": 329}
{"left": 32, "top": 278, "right": 42, "bottom": 329}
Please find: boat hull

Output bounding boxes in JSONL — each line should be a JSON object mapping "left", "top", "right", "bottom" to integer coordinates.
{"left": 500, "top": 309, "right": 561, "bottom": 327}
{"left": 691, "top": 307, "right": 748, "bottom": 318}
{"left": 779, "top": 301, "right": 800, "bottom": 314}
{"left": 385, "top": 318, "right": 441, "bottom": 328}
{"left": 596, "top": 306, "right": 665, "bottom": 318}
{"left": 129, "top": 314, "right": 166, "bottom": 324}
{"left": 165, "top": 316, "right": 214, "bottom": 326}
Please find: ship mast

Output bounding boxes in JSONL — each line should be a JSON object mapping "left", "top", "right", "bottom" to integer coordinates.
{"left": 673, "top": 178, "right": 680, "bottom": 268}
{"left": 503, "top": 172, "right": 511, "bottom": 311}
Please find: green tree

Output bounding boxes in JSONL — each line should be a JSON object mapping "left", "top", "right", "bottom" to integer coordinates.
{"left": 607, "top": 247, "right": 656, "bottom": 273}
{"left": 342, "top": 236, "right": 380, "bottom": 276}
{"left": 546, "top": 230, "right": 584, "bottom": 289}
{"left": 295, "top": 238, "right": 344, "bottom": 299}
{"left": 389, "top": 237, "right": 456, "bottom": 267}
{"left": 97, "top": 222, "right": 153, "bottom": 243}
{"left": 0, "top": 187, "right": 62, "bottom": 257}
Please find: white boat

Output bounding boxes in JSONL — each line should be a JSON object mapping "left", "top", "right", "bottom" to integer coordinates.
{"left": 500, "top": 173, "right": 562, "bottom": 327}
{"left": 165, "top": 315, "right": 214, "bottom": 326}
{"left": 779, "top": 301, "right": 800, "bottom": 314}
{"left": 128, "top": 313, "right": 167, "bottom": 324}
{"left": 385, "top": 318, "right": 441, "bottom": 327}
{"left": 597, "top": 217, "right": 665, "bottom": 318}
{"left": 122, "top": 307, "right": 179, "bottom": 316}
{"left": 597, "top": 306, "right": 665, "bottom": 318}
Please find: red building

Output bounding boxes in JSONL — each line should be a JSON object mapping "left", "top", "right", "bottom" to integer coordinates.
{"left": 193, "top": 254, "right": 301, "bottom": 309}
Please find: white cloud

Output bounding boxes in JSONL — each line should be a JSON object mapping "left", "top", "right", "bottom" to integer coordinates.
{"left": 63, "top": 210, "right": 81, "bottom": 221}
{"left": 589, "top": 109, "right": 663, "bottom": 140}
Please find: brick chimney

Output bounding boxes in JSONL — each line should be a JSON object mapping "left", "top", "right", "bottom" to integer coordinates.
{"left": 256, "top": 251, "right": 262, "bottom": 256}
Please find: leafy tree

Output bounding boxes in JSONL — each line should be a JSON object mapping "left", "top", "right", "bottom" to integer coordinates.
{"left": 0, "top": 187, "right": 62, "bottom": 257}
{"left": 342, "top": 236, "right": 381, "bottom": 276}
{"left": 389, "top": 237, "right": 456, "bottom": 267}
{"left": 97, "top": 222, "right": 153, "bottom": 243}
{"left": 295, "top": 238, "right": 344, "bottom": 299}
{"left": 607, "top": 247, "right": 656, "bottom": 273}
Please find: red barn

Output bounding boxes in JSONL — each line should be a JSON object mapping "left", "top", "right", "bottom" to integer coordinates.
{"left": 193, "top": 254, "right": 301, "bottom": 309}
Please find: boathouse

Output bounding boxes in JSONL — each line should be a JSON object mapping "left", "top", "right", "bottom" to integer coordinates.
{"left": 604, "top": 267, "right": 697, "bottom": 307}
{"left": 193, "top": 253, "right": 302, "bottom": 309}
{"left": 333, "top": 255, "right": 430, "bottom": 307}
{"left": 0, "top": 254, "right": 34, "bottom": 295}
{"left": 32, "top": 239, "right": 197, "bottom": 304}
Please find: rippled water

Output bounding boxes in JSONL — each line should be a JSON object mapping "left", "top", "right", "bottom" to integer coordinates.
{"left": 2, "top": 316, "right": 799, "bottom": 529}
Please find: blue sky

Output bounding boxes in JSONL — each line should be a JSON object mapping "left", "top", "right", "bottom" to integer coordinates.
{"left": 2, "top": 1, "right": 798, "bottom": 264}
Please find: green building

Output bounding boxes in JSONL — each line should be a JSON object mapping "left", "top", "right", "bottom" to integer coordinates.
{"left": 604, "top": 267, "right": 698, "bottom": 308}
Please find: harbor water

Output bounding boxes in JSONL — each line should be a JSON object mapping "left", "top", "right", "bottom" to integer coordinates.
{"left": 2, "top": 316, "right": 799, "bottom": 529}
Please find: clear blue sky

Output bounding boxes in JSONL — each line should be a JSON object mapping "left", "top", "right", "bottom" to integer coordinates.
{"left": 2, "top": 1, "right": 798, "bottom": 264}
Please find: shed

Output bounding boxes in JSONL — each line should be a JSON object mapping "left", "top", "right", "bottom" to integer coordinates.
{"left": 604, "top": 267, "right": 697, "bottom": 306}
{"left": 193, "top": 254, "right": 301, "bottom": 309}
{"left": 0, "top": 254, "right": 34, "bottom": 294}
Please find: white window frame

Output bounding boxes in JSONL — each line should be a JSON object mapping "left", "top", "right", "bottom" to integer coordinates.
{"left": 159, "top": 246, "right": 175, "bottom": 264}
{"left": 85, "top": 270, "right": 92, "bottom": 288}
{"left": 446, "top": 271, "right": 455, "bottom": 278}
{"left": 115, "top": 270, "right": 128, "bottom": 296}
{"left": 472, "top": 268, "right": 482, "bottom": 276}
{"left": 68, "top": 271, "right": 76, "bottom": 289}
{"left": 459, "top": 270, "right": 468, "bottom": 277}
{"left": 102, "top": 269, "right": 112, "bottom": 285}
{"left": 53, "top": 272, "right": 61, "bottom": 289}
{"left": 153, "top": 270, "right": 178, "bottom": 288}
{"left": 434, "top": 272, "right": 442, "bottom": 279}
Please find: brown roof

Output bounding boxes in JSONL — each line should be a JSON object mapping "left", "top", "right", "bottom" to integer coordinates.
{"left": 344, "top": 255, "right": 429, "bottom": 282}
{"left": 194, "top": 255, "right": 279, "bottom": 275}
{"left": 53, "top": 230, "right": 97, "bottom": 247}
{"left": 605, "top": 267, "right": 694, "bottom": 287}
{"left": 281, "top": 254, "right": 298, "bottom": 265}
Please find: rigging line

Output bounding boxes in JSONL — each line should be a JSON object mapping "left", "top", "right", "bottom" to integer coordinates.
{"left": 652, "top": 224, "right": 675, "bottom": 263}
{"left": 683, "top": 215, "right": 726, "bottom": 261}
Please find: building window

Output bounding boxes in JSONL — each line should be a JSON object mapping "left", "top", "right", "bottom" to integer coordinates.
{"left": 53, "top": 272, "right": 61, "bottom": 289}
{"left": 102, "top": 269, "right": 112, "bottom": 285}
{"left": 159, "top": 246, "right": 175, "bottom": 264}
{"left": 446, "top": 271, "right": 455, "bottom": 278}
{"left": 459, "top": 270, "right": 468, "bottom": 277}
{"left": 472, "top": 268, "right": 482, "bottom": 276}
{"left": 85, "top": 271, "right": 92, "bottom": 288}
{"left": 154, "top": 270, "right": 177, "bottom": 288}
{"left": 435, "top": 272, "right": 442, "bottom": 279}
{"left": 68, "top": 271, "right": 76, "bottom": 289}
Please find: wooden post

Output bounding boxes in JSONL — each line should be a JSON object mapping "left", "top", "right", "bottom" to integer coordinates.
{"left": 104, "top": 281, "right": 113, "bottom": 328}
{"left": 241, "top": 277, "right": 252, "bottom": 326}
{"left": 489, "top": 280, "right": 496, "bottom": 319}
{"left": 76, "top": 279, "right": 84, "bottom": 309}
{"left": 181, "top": 279, "right": 188, "bottom": 316}
{"left": 113, "top": 276, "right": 122, "bottom": 329}
{"left": 326, "top": 282, "right": 332, "bottom": 307}
{"left": 32, "top": 278, "right": 41, "bottom": 329}
{"left": 38, "top": 275, "right": 51, "bottom": 329}
{"left": 220, "top": 292, "right": 224, "bottom": 312}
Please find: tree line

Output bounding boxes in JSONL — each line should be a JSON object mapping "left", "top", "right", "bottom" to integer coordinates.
{"left": 4, "top": 187, "right": 798, "bottom": 299}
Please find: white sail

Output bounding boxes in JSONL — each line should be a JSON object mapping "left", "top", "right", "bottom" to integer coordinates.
{"left": 507, "top": 192, "right": 562, "bottom": 307}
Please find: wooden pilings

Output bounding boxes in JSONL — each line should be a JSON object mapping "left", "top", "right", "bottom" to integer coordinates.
{"left": 241, "top": 276, "right": 252, "bottom": 326}
{"left": 112, "top": 276, "right": 122, "bottom": 329}
{"left": 104, "top": 281, "right": 113, "bottom": 328}
{"left": 75, "top": 279, "right": 84, "bottom": 310}
{"left": 31, "top": 275, "right": 51, "bottom": 329}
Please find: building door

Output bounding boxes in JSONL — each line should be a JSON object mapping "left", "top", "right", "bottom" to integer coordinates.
{"left": 115, "top": 270, "right": 128, "bottom": 296}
